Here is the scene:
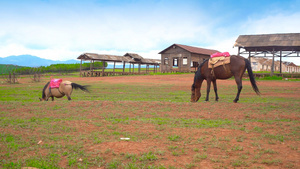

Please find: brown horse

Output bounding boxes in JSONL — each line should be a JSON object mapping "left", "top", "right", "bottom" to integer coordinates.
{"left": 191, "top": 55, "right": 260, "bottom": 103}
{"left": 39, "top": 80, "right": 89, "bottom": 101}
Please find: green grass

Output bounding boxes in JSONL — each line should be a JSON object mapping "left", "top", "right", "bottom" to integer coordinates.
{"left": 0, "top": 74, "right": 299, "bottom": 168}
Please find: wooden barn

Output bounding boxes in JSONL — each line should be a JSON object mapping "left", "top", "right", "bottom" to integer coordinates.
{"left": 159, "top": 44, "right": 219, "bottom": 72}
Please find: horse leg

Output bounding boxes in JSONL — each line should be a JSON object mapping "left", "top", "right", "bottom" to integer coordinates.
{"left": 45, "top": 94, "right": 50, "bottom": 101}
{"left": 212, "top": 80, "right": 219, "bottom": 101}
{"left": 66, "top": 90, "right": 72, "bottom": 101}
{"left": 233, "top": 76, "right": 243, "bottom": 103}
{"left": 205, "top": 79, "right": 211, "bottom": 101}
{"left": 65, "top": 94, "right": 71, "bottom": 100}
{"left": 51, "top": 96, "right": 54, "bottom": 101}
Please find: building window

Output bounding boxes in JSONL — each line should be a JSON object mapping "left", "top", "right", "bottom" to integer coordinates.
{"left": 173, "top": 58, "right": 178, "bottom": 67}
{"left": 192, "top": 62, "right": 199, "bottom": 67}
{"left": 183, "top": 57, "right": 188, "bottom": 65}
{"left": 164, "top": 57, "right": 169, "bottom": 65}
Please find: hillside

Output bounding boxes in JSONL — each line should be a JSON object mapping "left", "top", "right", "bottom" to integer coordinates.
{"left": 0, "top": 55, "right": 80, "bottom": 67}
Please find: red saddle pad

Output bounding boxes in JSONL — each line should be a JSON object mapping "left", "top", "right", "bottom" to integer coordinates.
{"left": 211, "top": 52, "right": 230, "bottom": 58}
{"left": 50, "top": 79, "right": 62, "bottom": 88}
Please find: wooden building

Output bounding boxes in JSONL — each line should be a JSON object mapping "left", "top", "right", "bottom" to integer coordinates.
{"left": 159, "top": 44, "right": 219, "bottom": 72}
{"left": 234, "top": 33, "right": 300, "bottom": 74}
{"left": 250, "top": 57, "right": 282, "bottom": 71}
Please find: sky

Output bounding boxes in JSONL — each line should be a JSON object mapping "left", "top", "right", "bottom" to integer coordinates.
{"left": 0, "top": 0, "right": 300, "bottom": 65}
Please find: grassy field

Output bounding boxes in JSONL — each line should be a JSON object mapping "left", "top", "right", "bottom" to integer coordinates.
{"left": 0, "top": 74, "right": 299, "bottom": 169}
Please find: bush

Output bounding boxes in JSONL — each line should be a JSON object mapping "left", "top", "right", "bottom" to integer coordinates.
{"left": 10, "top": 62, "right": 107, "bottom": 75}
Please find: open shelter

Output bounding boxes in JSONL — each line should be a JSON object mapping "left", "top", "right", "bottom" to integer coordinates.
{"left": 77, "top": 53, "right": 160, "bottom": 77}
{"left": 234, "top": 33, "right": 300, "bottom": 74}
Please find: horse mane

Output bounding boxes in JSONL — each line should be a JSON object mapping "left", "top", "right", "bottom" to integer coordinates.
{"left": 195, "top": 59, "right": 208, "bottom": 81}
{"left": 42, "top": 82, "right": 50, "bottom": 99}
{"left": 192, "top": 59, "right": 208, "bottom": 90}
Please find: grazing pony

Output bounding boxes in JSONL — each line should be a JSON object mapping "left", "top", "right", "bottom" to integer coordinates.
{"left": 191, "top": 55, "right": 260, "bottom": 103}
{"left": 40, "top": 80, "right": 89, "bottom": 101}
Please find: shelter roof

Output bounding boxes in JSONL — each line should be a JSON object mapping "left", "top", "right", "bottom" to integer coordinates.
{"left": 77, "top": 53, "right": 160, "bottom": 65}
{"left": 234, "top": 33, "right": 300, "bottom": 51}
{"left": 124, "top": 53, "right": 143, "bottom": 60}
{"left": 77, "top": 53, "right": 134, "bottom": 62}
{"left": 159, "top": 44, "right": 220, "bottom": 55}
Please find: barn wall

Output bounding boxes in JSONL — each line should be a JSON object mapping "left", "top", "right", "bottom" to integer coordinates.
{"left": 160, "top": 46, "right": 191, "bottom": 72}
{"left": 191, "top": 53, "right": 210, "bottom": 67}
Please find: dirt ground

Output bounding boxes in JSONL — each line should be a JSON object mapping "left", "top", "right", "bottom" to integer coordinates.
{"left": 2, "top": 74, "right": 300, "bottom": 168}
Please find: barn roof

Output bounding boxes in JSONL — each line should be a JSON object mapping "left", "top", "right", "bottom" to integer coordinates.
{"left": 159, "top": 44, "right": 220, "bottom": 56}
{"left": 234, "top": 33, "right": 300, "bottom": 51}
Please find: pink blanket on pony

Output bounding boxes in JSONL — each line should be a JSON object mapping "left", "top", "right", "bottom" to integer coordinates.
{"left": 50, "top": 79, "right": 62, "bottom": 88}
{"left": 211, "top": 52, "right": 230, "bottom": 58}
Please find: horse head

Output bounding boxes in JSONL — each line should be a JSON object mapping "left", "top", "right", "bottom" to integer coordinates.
{"left": 191, "top": 84, "right": 201, "bottom": 102}
{"left": 39, "top": 97, "right": 46, "bottom": 101}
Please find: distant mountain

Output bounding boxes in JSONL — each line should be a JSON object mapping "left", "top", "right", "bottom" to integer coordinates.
{"left": 0, "top": 55, "right": 81, "bottom": 67}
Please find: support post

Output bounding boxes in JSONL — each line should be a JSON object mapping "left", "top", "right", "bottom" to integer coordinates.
{"left": 132, "top": 64, "right": 135, "bottom": 73}
{"left": 280, "top": 51, "right": 282, "bottom": 74}
{"left": 80, "top": 59, "right": 82, "bottom": 77}
{"left": 113, "top": 62, "right": 116, "bottom": 73}
{"left": 90, "top": 60, "right": 92, "bottom": 71}
{"left": 248, "top": 51, "right": 251, "bottom": 64}
{"left": 90, "top": 60, "right": 93, "bottom": 77}
{"left": 122, "top": 61, "right": 125, "bottom": 74}
{"left": 271, "top": 48, "right": 275, "bottom": 76}
{"left": 102, "top": 61, "right": 105, "bottom": 76}
{"left": 129, "top": 63, "right": 131, "bottom": 73}
{"left": 138, "top": 64, "right": 141, "bottom": 73}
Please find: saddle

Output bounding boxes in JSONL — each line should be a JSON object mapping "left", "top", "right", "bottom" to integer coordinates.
{"left": 208, "top": 56, "right": 230, "bottom": 69}
{"left": 208, "top": 52, "right": 231, "bottom": 76}
{"left": 49, "top": 79, "right": 62, "bottom": 89}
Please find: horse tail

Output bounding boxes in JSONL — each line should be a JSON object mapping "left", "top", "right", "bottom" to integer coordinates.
{"left": 71, "top": 83, "right": 90, "bottom": 93}
{"left": 42, "top": 82, "right": 50, "bottom": 99}
{"left": 245, "top": 59, "right": 260, "bottom": 95}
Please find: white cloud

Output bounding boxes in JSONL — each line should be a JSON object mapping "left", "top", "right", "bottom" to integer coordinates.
{"left": 0, "top": 1, "right": 210, "bottom": 61}
{"left": 242, "top": 12, "right": 300, "bottom": 35}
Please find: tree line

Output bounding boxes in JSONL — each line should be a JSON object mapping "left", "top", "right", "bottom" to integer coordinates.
{"left": 0, "top": 62, "right": 107, "bottom": 75}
